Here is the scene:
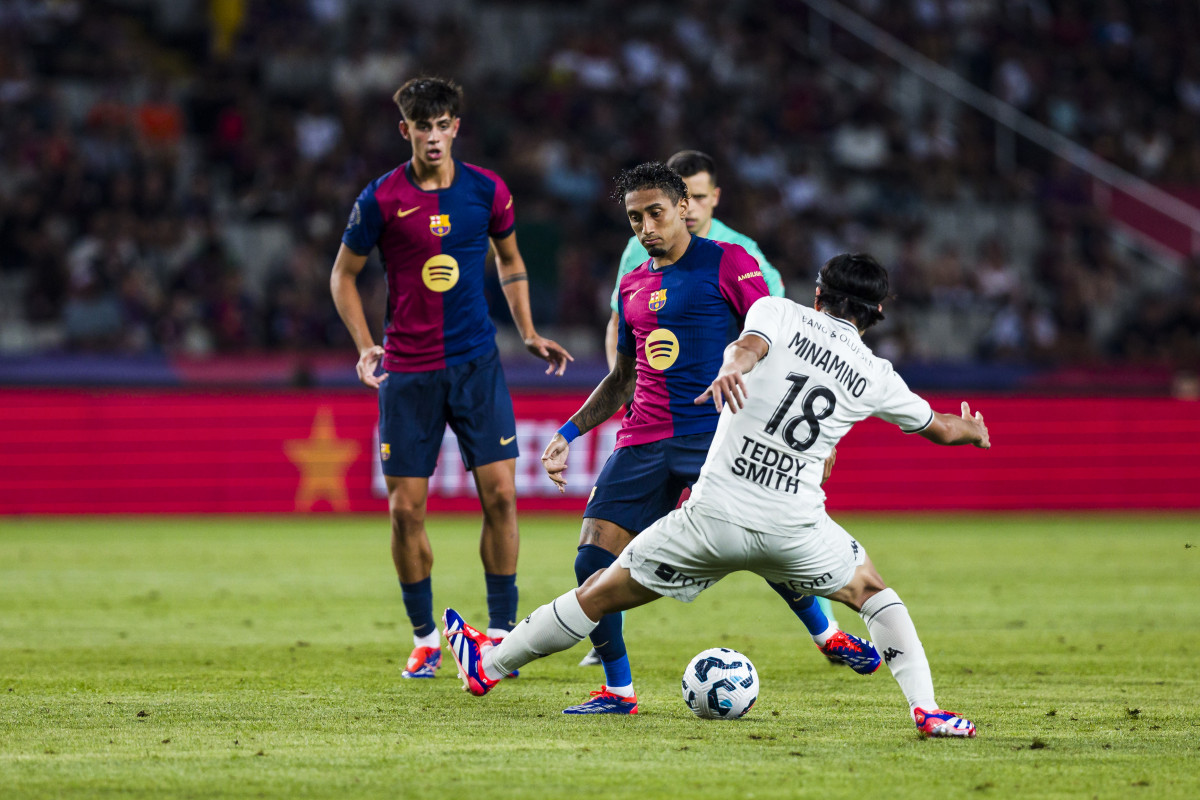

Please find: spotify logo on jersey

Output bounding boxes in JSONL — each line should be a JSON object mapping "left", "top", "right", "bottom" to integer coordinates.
{"left": 422, "top": 255, "right": 459, "bottom": 292}
{"left": 645, "top": 328, "right": 679, "bottom": 370}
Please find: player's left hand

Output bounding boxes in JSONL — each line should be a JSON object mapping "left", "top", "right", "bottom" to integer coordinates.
{"left": 695, "top": 369, "right": 748, "bottom": 414}
{"left": 525, "top": 334, "right": 574, "bottom": 376}
{"left": 540, "top": 433, "right": 571, "bottom": 493}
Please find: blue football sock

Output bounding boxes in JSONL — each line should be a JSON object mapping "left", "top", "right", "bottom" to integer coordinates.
{"left": 399, "top": 577, "right": 436, "bottom": 638}
{"left": 574, "top": 545, "right": 629, "bottom": 680}
{"left": 767, "top": 580, "right": 831, "bottom": 636}
{"left": 816, "top": 594, "right": 838, "bottom": 626}
{"left": 485, "top": 572, "right": 518, "bottom": 633}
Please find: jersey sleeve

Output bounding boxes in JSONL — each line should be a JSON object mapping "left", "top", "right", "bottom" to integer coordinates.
{"left": 341, "top": 184, "right": 385, "bottom": 256}
{"left": 717, "top": 243, "right": 771, "bottom": 318}
{"left": 740, "top": 296, "right": 787, "bottom": 351}
{"left": 615, "top": 277, "right": 635, "bottom": 358}
{"left": 872, "top": 368, "right": 935, "bottom": 433}
{"left": 489, "top": 174, "right": 516, "bottom": 239}
{"left": 609, "top": 236, "right": 646, "bottom": 312}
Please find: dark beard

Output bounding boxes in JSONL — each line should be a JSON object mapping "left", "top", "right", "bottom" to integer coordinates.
{"left": 646, "top": 245, "right": 666, "bottom": 257}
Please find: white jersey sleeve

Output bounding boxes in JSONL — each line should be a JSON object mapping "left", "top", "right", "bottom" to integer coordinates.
{"left": 687, "top": 300, "right": 934, "bottom": 531}
{"left": 871, "top": 368, "right": 934, "bottom": 433}
{"left": 741, "top": 294, "right": 788, "bottom": 349}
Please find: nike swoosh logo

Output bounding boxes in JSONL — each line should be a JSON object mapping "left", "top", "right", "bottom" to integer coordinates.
{"left": 629, "top": 288, "right": 644, "bottom": 302}
{"left": 396, "top": 206, "right": 421, "bottom": 218}
{"left": 504, "top": 196, "right": 513, "bottom": 210}
{"left": 500, "top": 435, "right": 516, "bottom": 445}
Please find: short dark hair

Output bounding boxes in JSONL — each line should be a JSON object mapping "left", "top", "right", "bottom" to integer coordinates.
{"left": 666, "top": 150, "right": 717, "bottom": 183}
{"left": 393, "top": 77, "right": 463, "bottom": 121}
{"left": 816, "top": 253, "right": 889, "bottom": 330}
{"left": 612, "top": 161, "right": 689, "bottom": 206}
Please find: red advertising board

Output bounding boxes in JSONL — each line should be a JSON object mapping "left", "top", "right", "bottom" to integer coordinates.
{"left": 0, "top": 390, "right": 1197, "bottom": 514}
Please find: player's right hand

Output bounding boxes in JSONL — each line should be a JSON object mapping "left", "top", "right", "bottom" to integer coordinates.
{"left": 541, "top": 434, "right": 571, "bottom": 493}
{"left": 695, "top": 369, "right": 748, "bottom": 414}
{"left": 962, "top": 401, "right": 990, "bottom": 449}
{"left": 356, "top": 345, "right": 387, "bottom": 389}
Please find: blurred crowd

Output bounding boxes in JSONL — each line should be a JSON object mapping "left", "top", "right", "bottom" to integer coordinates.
{"left": 0, "top": 0, "right": 1198, "bottom": 373}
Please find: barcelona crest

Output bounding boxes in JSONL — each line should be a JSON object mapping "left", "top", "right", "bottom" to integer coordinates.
{"left": 429, "top": 214, "right": 451, "bottom": 237}
{"left": 649, "top": 288, "right": 667, "bottom": 311}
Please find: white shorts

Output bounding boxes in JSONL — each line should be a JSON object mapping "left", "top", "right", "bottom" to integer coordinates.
{"left": 616, "top": 503, "right": 866, "bottom": 603}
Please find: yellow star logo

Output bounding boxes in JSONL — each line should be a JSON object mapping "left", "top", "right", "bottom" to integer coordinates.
{"left": 284, "top": 407, "right": 361, "bottom": 512}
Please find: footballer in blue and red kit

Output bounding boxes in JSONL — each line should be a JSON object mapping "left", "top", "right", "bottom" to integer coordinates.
{"left": 582, "top": 236, "right": 769, "bottom": 532}
{"left": 342, "top": 159, "right": 519, "bottom": 477}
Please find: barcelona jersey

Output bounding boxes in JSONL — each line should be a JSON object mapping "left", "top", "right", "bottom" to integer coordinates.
{"left": 342, "top": 159, "right": 516, "bottom": 372}
{"left": 614, "top": 236, "right": 770, "bottom": 449}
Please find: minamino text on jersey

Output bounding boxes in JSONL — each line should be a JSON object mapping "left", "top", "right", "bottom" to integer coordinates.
{"left": 787, "top": 333, "right": 871, "bottom": 397}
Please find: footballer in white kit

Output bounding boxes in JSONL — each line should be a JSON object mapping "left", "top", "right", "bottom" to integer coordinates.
{"left": 621, "top": 295, "right": 934, "bottom": 602}
{"left": 443, "top": 253, "right": 990, "bottom": 738}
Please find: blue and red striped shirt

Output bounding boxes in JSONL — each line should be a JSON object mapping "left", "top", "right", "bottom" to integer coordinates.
{"left": 614, "top": 236, "right": 770, "bottom": 448}
{"left": 342, "top": 159, "right": 516, "bottom": 372}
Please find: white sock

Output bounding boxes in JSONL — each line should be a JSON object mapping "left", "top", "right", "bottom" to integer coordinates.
{"left": 812, "top": 621, "right": 837, "bottom": 647}
{"left": 484, "top": 589, "right": 598, "bottom": 681}
{"left": 858, "top": 588, "right": 937, "bottom": 713}
{"left": 605, "top": 683, "right": 635, "bottom": 698}
{"left": 414, "top": 631, "right": 440, "bottom": 649}
{"left": 486, "top": 628, "right": 509, "bottom": 641}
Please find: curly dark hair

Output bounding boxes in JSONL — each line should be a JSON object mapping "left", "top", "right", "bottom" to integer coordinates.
{"left": 816, "top": 253, "right": 890, "bottom": 331}
{"left": 611, "top": 161, "right": 689, "bottom": 205}
{"left": 393, "top": 76, "right": 463, "bottom": 121}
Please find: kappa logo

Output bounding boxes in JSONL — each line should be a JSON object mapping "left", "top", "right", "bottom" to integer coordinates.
{"left": 648, "top": 288, "right": 667, "bottom": 311}
{"left": 882, "top": 647, "right": 904, "bottom": 663}
{"left": 429, "top": 214, "right": 451, "bottom": 236}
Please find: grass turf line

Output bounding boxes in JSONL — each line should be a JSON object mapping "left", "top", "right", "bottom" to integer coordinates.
{"left": 1, "top": 513, "right": 1198, "bottom": 799}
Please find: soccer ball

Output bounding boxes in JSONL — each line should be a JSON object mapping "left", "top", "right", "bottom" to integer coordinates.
{"left": 681, "top": 647, "right": 758, "bottom": 719}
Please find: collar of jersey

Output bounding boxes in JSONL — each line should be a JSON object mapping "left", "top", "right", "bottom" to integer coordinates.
{"left": 404, "top": 159, "right": 460, "bottom": 193}
{"left": 649, "top": 235, "right": 696, "bottom": 272}
{"left": 821, "top": 310, "right": 861, "bottom": 336}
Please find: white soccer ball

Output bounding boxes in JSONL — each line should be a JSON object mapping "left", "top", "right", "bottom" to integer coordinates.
{"left": 681, "top": 647, "right": 758, "bottom": 719}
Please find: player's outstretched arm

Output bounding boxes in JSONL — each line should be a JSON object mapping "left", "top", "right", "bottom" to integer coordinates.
{"left": 694, "top": 333, "right": 769, "bottom": 414}
{"left": 918, "top": 401, "right": 991, "bottom": 448}
{"left": 492, "top": 234, "right": 573, "bottom": 375}
{"left": 541, "top": 353, "right": 637, "bottom": 492}
{"left": 330, "top": 244, "right": 387, "bottom": 389}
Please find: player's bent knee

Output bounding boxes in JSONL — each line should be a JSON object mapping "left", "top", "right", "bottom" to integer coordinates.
{"left": 578, "top": 518, "right": 635, "bottom": 553}
{"left": 388, "top": 501, "right": 426, "bottom": 534}
{"left": 478, "top": 484, "right": 517, "bottom": 521}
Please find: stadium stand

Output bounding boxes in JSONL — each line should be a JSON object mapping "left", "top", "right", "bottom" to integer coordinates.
{"left": 0, "top": 0, "right": 1197, "bottom": 387}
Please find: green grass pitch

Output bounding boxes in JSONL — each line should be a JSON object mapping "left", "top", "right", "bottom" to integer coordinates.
{"left": 1, "top": 513, "right": 1198, "bottom": 799}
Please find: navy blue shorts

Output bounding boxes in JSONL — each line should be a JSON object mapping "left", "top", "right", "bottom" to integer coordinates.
{"left": 582, "top": 432, "right": 713, "bottom": 534}
{"left": 377, "top": 347, "right": 518, "bottom": 478}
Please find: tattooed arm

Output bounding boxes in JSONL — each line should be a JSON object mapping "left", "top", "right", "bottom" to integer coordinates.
{"left": 541, "top": 352, "right": 637, "bottom": 491}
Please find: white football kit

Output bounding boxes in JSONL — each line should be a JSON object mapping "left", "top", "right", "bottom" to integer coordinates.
{"left": 618, "top": 297, "right": 935, "bottom": 601}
